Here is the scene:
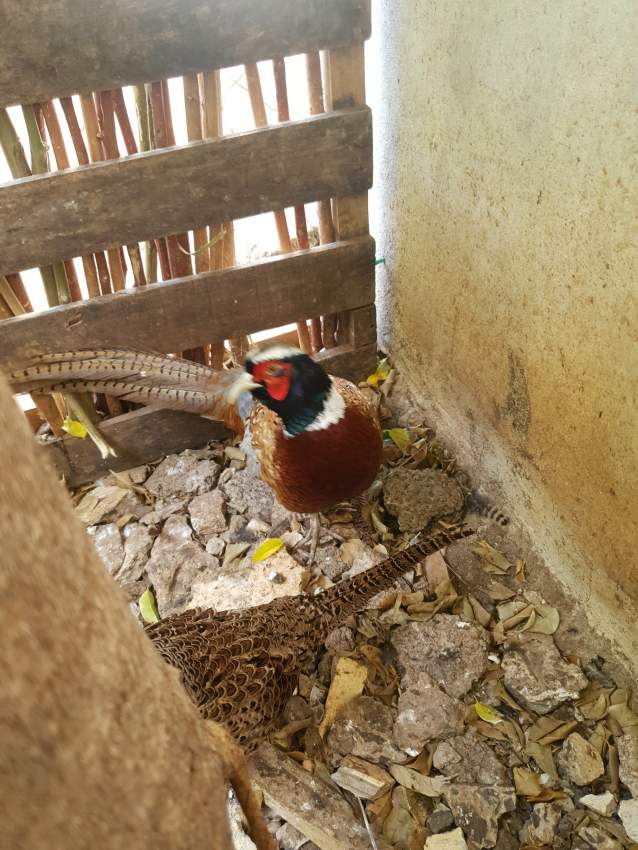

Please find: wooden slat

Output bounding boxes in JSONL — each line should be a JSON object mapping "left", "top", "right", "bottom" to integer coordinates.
{"left": 43, "top": 408, "right": 231, "bottom": 488}
{"left": 0, "top": 237, "right": 375, "bottom": 372}
{"left": 0, "top": 0, "right": 371, "bottom": 108}
{"left": 39, "top": 343, "right": 376, "bottom": 488}
{"left": 0, "top": 107, "right": 372, "bottom": 275}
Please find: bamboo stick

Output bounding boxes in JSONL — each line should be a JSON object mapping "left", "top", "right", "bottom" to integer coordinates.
{"left": 0, "top": 276, "right": 26, "bottom": 315}
{"left": 183, "top": 74, "right": 210, "bottom": 275}
{"left": 0, "top": 293, "right": 13, "bottom": 320}
{"left": 244, "top": 62, "right": 312, "bottom": 355}
{"left": 273, "top": 57, "right": 322, "bottom": 353}
{"left": 306, "top": 50, "right": 337, "bottom": 348}
{"left": 5, "top": 272, "right": 33, "bottom": 312}
{"left": 134, "top": 84, "right": 163, "bottom": 282}
{"left": 40, "top": 101, "right": 100, "bottom": 299}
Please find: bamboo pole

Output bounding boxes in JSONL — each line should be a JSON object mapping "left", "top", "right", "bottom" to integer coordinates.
{"left": 60, "top": 96, "right": 112, "bottom": 296}
{"left": 306, "top": 50, "right": 338, "bottom": 348}
{"left": 244, "top": 62, "right": 312, "bottom": 355}
{"left": 273, "top": 57, "right": 322, "bottom": 353}
{"left": 5, "top": 272, "right": 33, "bottom": 312}
{"left": 134, "top": 84, "right": 163, "bottom": 282}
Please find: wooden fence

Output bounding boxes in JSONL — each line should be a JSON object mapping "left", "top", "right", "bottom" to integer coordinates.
{"left": 0, "top": 0, "right": 376, "bottom": 483}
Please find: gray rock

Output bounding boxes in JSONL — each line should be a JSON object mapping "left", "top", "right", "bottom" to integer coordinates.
{"left": 577, "top": 822, "right": 623, "bottom": 850}
{"left": 275, "top": 822, "right": 309, "bottom": 850}
{"left": 205, "top": 536, "right": 226, "bottom": 557}
{"left": 87, "top": 523, "right": 124, "bottom": 575}
{"left": 433, "top": 728, "right": 510, "bottom": 786}
{"left": 426, "top": 805, "right": 456, "bottom": 835}
{"left": 618, "top": 733, "right": 638, "bottom": 797}
{"left": 145, "top": 453, "right": 220, "bottom": 499}
{"left": 383, "top": 468, "right": 464, "bottom": 533}
{"left": 393, "top": 671, "right": 465, "bottom": 752}
{"left": 391, "top": 614, "right": 489, "bottom": 699}
{"left": 578, "top": 791, "right": 617, "bottom": 816}
{"left": 118, "top": 522, "right": 155, "bottom": 583}
{"left": 557, "top": 732, "right": 605, "bottom": 786}
{"left": 145, "top": 514, "right": 220, "bottom": 616}
{"left": 102, "top": 489, "right": 152, "bottom": 523}
{"left": 326, "top": 696, "right": 407, "bottom": 764}
{"left": 314, "top": 543, "right": 347, "bottom": 581}
{"left": 341, "top": 545, "right": 387, "bottom": 581}
{"left": 123, "top": 465, "right": 148, "bottom": 484}
{"left": 501, "top": 633, "right": 588, "bottom": 713}
{"left": 443, "top": 784, "right": 516, "bottom": 850}
{"left": 224, "top": 514, "right": 256, "bottom": 545}
{"left": 221, "top": 468, "right": 274, "bottom": 522}
{"left": 618, "top": 799, "right": 638, "bottom": 842}
{"left": 188, "top": 490, "right": 227, "bottom": 537}
{"left": 521, "top": 802, "right": 563, "bottom": 846}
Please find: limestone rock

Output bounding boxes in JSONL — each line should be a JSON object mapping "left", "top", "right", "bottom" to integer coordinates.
{"left": 327, "top": 695, "right": 407, "bottom": 764}
{"left": 556, "top": 733, "right": 604, "bottom": 786}
{"left": 425, "top": 829, "right": 468, "bottom": 850}
{"left": 118, "top": 522, "right": 155, "bottom": 583}
{"left": 501, "top": 633, "right": 588, "bottom": 713}
{"left": 145, "top": 453, "right": 220, "bottom": 499}
{"left": 205, "top": 536, "right": 226, "bottom": 557}
{"left": 145, "top": 514, "right": 220, "bottom": 616}
{"left": 618, "top": 799, "right": 638, "bottom": 842}
{"left": 521, "top": 802, "right": 563, "bottom": 846}
{"left": 87, "top": 523, "right": 124, "bottom": 575}
{"left": 188, "top": 490, "right": 227, "bottom": 537}
{"left": 221, "top": 469, "right": 274, "bottom": 522}
{"left": 427, "top": 805, "right": 456, "bottom": 835}
{"left": 275, "top": 822, "right": 309, "bottom": 850}
{"left": 393, "top": 671, "right": 465, "bottom": 752}
{"left": 188, "top": 549, "right": 306, "bottom": 613}
{"left": 391, "top": 614, "right": 489, "bottom": 699}
{"left": 383, "top": 468, "right": 464, "bottom": 533}
{"left": 433, "top": 728, "right": 510, "bottom": 786}
{"left": 330, "top": 756, "right": 394, "bottom": 800}
{"left": 618, "top": 733, "right": 638, "bottom": 797}
{"left": 443, "top": 784, "right": 516, "bottom": 850}
{"left": 577, "top": 822, "right": 623, "bottom": 850}
{"left": 579, "top": 791, "right": 617, "bottom": 817}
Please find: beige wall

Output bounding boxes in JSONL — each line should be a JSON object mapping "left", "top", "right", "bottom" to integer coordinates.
{"left": 369, "top": 2, "right": 638, "bottom": 659}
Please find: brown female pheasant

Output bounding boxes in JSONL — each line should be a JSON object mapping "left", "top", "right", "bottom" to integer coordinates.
{"left": 146, "top": 525, "right": 473, "bottom": 751}
{"left": 10, "top": 345, "right": 383, "bottom": 558}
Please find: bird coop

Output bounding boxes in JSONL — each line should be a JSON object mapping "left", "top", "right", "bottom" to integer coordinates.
{"left": 0, "top": 0, "right": 376, "bottom": 485}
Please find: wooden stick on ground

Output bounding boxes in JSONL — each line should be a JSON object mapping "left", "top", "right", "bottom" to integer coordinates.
{"left": 244, "top": 61, "right": 312, "bottom": 355}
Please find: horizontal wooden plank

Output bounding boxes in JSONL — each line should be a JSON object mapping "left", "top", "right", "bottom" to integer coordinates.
{"left": 40, "top": 343, "right": 377, "bottom": 487}
{"left": 0, "top": 237, "right": 375, "bottom": 371}
{"left": 0, "top": 0, "right": 371, "bottom": 108}
{"left": 43, "top": 408, "right": 231, "bottom": 488}
{"left": 0, "top": 107, "right": 371, "bottom": 275}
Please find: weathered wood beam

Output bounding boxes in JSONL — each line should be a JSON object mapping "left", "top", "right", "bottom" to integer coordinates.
{"left": 0, "top": 0, "right": 371, "bottom": 108}
{"left": 0, "top": 237, "right": 374, "bottom": 372}
{"left": 39, "top": 343, "right": 377, "bottom": 488}
{"left": 0, "top": 107, "right": 372, "bottom": 275}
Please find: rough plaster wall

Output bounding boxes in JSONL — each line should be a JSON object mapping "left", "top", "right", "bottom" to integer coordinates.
{"left": 368, "top": 2, "right": 638, "bottom": 663}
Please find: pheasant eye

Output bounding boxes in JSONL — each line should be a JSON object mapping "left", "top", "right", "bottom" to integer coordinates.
{"left": 265, "top": 363, "right": 283, "bottom": 377}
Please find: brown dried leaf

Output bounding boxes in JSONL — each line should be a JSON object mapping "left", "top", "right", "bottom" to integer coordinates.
{"left": 528, "top": 716, "right": 578, "bottom": 745}
{"left": 526, "top": 604, "right": 560, "bottom": 635}
{"left": 472, "top": 539, "right": 511, "bottom": 574}
{"left": 607, "top": 689, "right": 638, "bottom": 731}
{"left": 488, "top": 580, "right": 517, "bottom": 601}
{"left": 469, "top": 594, "right": 492, "bottom": 627}
{"left": 318, "top": 657, "right": 367, "bottom": 738}
{"left": 389, "top": 764, "right": 447, "bottom": 797}
{"left": 515, "top": 558, "right": 527, "bottom": 582}
{"left": 525, "top": 742, "right": 558, "bottom": 780}
{"left": 514, "top": 766, "right": 544, "bottom": 798}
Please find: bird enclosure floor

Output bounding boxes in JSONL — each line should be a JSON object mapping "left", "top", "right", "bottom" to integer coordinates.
{"left": 71, "top": 378, "right": 638, "bottom": 850}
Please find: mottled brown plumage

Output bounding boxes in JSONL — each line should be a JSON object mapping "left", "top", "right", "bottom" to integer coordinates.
{"left": 146, "top": 526, "right": 473, "bottom": 750}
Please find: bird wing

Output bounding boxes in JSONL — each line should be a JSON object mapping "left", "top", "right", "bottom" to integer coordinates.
{"left": 9, "top": 348, "right": 245, "bottom": 434}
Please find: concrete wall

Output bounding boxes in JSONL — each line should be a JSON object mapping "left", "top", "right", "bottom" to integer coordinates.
{"left": 368, "top": 1, "right": 638, "bottom": 661}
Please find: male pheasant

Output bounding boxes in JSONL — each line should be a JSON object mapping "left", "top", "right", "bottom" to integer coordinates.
{"left": 146, "top": 525, "right": 473, "bottom": 751}
{"left": 10, "top": 345, "right": 383, "bottom": 558}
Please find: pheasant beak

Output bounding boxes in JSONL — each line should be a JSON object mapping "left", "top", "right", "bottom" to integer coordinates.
{"left": 226, "top": 371, "right": 262, "bottom": 403}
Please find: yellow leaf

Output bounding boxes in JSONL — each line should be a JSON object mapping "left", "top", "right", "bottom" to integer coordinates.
{"left": 366, "top": 360, "right": 390, "bottom": 388}
{"left": 319, "top": 657, "right": 368, "bottom": 737}
{"left": 62, "top": 417, "right": 88, "bottom": 439}
{"left": 474, "top": 701, "right": 504, "bottom": 724}
{"left": 139, "top": 588, "right": 160, "bottom": 624}
{"left": 385, "top": 428, "right": 411, "bottom": 453}
{"left": 513, "top": 767, "right": 544, "bottom": 798}
{"left": 252, "top": 537, "right": 284, "bottom": 562}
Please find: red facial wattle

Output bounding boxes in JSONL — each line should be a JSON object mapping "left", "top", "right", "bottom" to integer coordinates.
{"left": 251, "top": 360, "right": 291, "bottom": 401}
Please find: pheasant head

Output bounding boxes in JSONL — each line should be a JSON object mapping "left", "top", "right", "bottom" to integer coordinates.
{"left": 228, "top": 345, "right": 344, "bottom": 436}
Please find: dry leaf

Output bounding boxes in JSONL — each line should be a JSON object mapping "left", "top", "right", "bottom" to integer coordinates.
{"left": 340, "top": 538, "right": 364, "bottom": 566}
{"left": 515, "top": 559, "right": 527, "bottom": 582}
{"left": 526, "top": 603, "right": 560, "bottom": 635}
{"left": 513, "top": 767, "right": 544, "bottom": 798}
{"left": 318, "top": 657, "right": 368, "bottom": 737}
{"left": 474, "top": 701, "right": 504, "bottom": 724}
{"left": 469, "top": 595, "right": 492, "bottom": 627}
{"left": 607, "top": 689, "right": 638, "bottom": 731}
{"left": 488, "top": 580, "right": 516, "bottom": 601}
{"left": 75, "top": 484, "right": 129, "bottom": 525}
{"left": 389, "top": 764, "right": 446, "bottom": 797}
{"left": 138, "top": 588, "right": 159, "bottom": 624}
{"left": 367, "top": 360, "right": 391, "bottom": 389}
{"left": 525, "top": 742, "right": 558, "bottom": 779}
{"left": 385, "top": 428, "right": 411, "bottom": 454}
{"left": 252, "top": 538, "right": 284, "bottom": 562}
{"left": 472, "top": 540, "right": 511, "bottom": 574}
{"left": 528, "top": 716, "right": 578, "bottom": 745}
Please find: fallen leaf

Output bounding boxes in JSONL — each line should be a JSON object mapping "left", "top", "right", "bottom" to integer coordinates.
{"left": 515, "top": 558, "right": 526, "bottom": 582}
{"left": 526, "top": 603, "right": 560, "bottom": 635}
{"left": 607, "top": 689, "right": 638, "bottom": 731}
{"left": 139, "top": 588, "right": 160, "bottom": 624}
{"left": 389, "top": 764, "right": 446, "bottom": 797}
{"left": 474, "top": 701, "right": 504, "bottom": 724}
{"left": 488, "top": 580, "right": 516, "bottom": 601}
{"left": 367, "top": 360, "right": 390, "bottom": 388}
{"left": 469, "top": 595, "right": 492, "bottom": 627}
{"left": 340, "top": 538, "right": 364, "bottom": 566}
{"left": 513, "top": 767, "right": 543, "bottom": 798}
{"left": 472, "top": 540, "right": 511, "bottom": 574}
{"left": 384, "top": 428, "right": 411, "bottom": 454}
{"left": 75, "top": 484, "right": 129, "bottom": 525}
{"left": 62, "top": 417, "right": 88, "bottom": 439}
{"left": 525, "top": 742, "right": 558, "bottom": 779}
{"left": 319, "top": 657, "right": 368, "bottom": 737}
{"left": 528, "top": 716, "right": 578, "bottom": 745}
{"left": 252, "top": 538, "right": 284, "bottom": 562}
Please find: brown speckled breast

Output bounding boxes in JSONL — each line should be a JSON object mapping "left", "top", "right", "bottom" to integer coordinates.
{"left": 249, "top": 377, "right": 383, "bottom": 513}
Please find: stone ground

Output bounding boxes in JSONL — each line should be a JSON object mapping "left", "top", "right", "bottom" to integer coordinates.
{"left": 73, "top": 374, "right": 638, "bottom": 850}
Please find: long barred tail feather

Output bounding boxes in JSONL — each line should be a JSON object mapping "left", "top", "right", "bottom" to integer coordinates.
{"left": 9, "top": 348, "right": 245, "bottom": 434}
